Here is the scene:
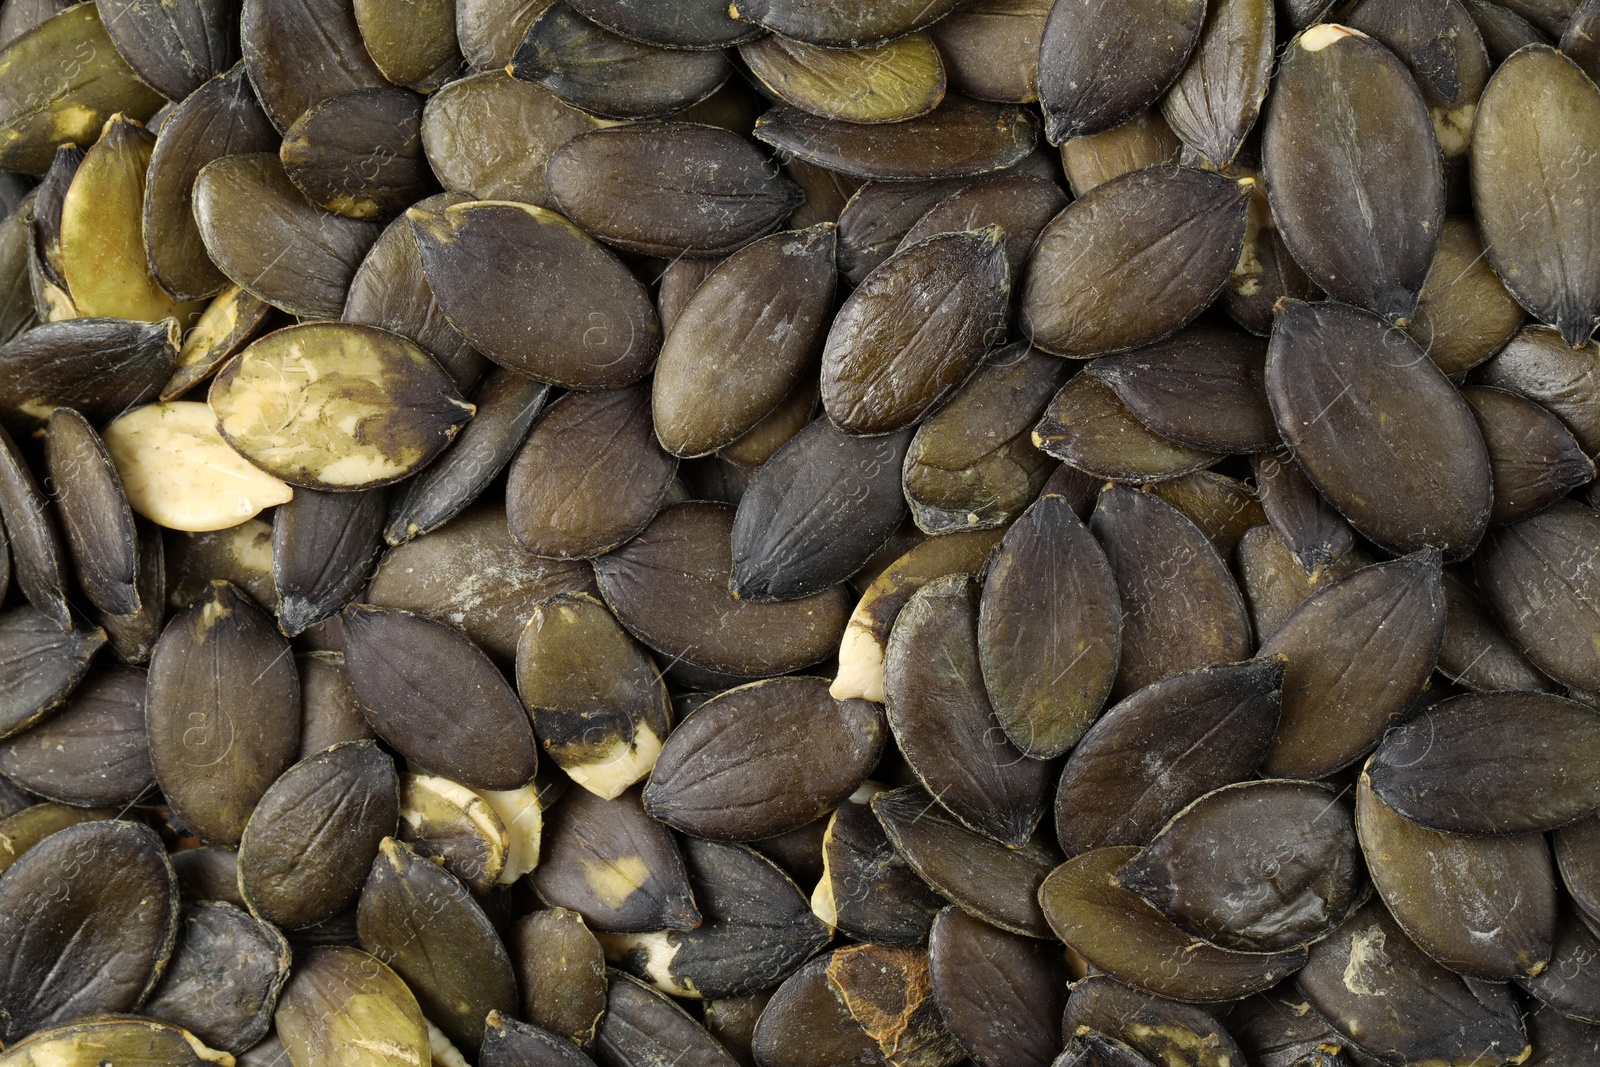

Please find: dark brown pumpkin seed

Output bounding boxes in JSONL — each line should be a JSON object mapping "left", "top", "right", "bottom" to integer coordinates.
{"left": 280, "top": 88, "right": 434, "bottom": 220}
{"left": 569, "top": 0, "right": 756, "bottom": 47}
{"left": 506, "top": 383, "right": 676, "bottom": 560}
{"left": 193, "top": 153, "right": 383, "bottom": 318}
{"left": 812, "top": 789, "right": 946, "bottom": 948}
{"left": 532, "top": 785, "right": 699, "bottom": 933}
{"left": 594, "top": 501, "right": 850, "bottom": 677}
{"left": 1356, "top": 773, "right": 1555, "bottom": 980}
{"left": 0, "top": 607, "right": 103, "bottom": 740}
{"left": 1222, "top": 172, "right": 1322, "bottom": 337}
{"left": 0, "top": 316, "right": 177, "bottom": 438}
{"left": 1437, "top": 567, "right": 1553, "bottom": 692}
{"left": 1036, "top": 0, "right": 1205, "bottom": 143}
{"left": 1517, "top": 898, "right": 1600, "bottom": 1022}
{"left": 742, "top": 32, "right": 945, "bottom": 125}
{"left": 458, "top": 0, "right": 553, "bottom": 69}
{"left": 1118, "top": 780, "right": 1363, "bottom": 952}
{"left": 1063, "top": 976, "right": 1246, "bottom": 1067}
{"left": 141, "top": 901, "right": 292, "bottom": 1055}
{"left": 1262, "top": 26, "right": 1443, "bottom": 323}
{"left": 1266, "top": 299, "right": 1493, "bottom": 559}
{"left": 239, "top": 0, "right": 386, "bottom": 132}
{"left": 1526, "top": 999, "right": 1600, "bottom": 1064}
{"left": 717, "top": 379, "right": 819, "bottom": 470}
{"left": 43, "top": 407, "right": 138, "bottom": 616}
{"left": 1409, "top": 223, "right": 1526, "bottom": 381}
{"left": 1296, "top": 899, "right": 1529, "bottom": 1066}
{"left": 146, "top": 581, "right": 299, "bottom": 844}
{"left": 750, "top": 953, "right": 890, "bottom": 1067}
{"left": 354, "top": 0, "right": 460, "bottom": 89}
{"left": 653, "top": 225, "right": 835, "bottom": 459}
{"left": 237, "top": 740, "right": 397, "bottom": 930}
{"left": 1089, "top": 486, "right": 1251, "bottom": 696}
{"left": 1036, "top": 376, "right": 1222, "bottom": 484}
{"left": 1222, "top": 988, "right": 1356, "bottom": 1067}
{"left": 162, "top": 515, "right": 275, "bottom": 607}
{"left": 99, "top": 521, "right": 165, "bottom": 663}
{"left": 1367, "top": 690, "right": 1600, "bottom": 835}
{"left": 1057, "top": 110, "right": 1181, "bottom": 198}
{"left": 1465, "top": 0, "right": 1550, "bottom": 59}
{"left": 1146, "top": 470, "right": 1266, "bottom": 559}
{"left": 0, "top": 819, "right": 178, "bottom": 1043}
{"left": 901, "top": 171, "right": 1066, "bottom": 280}
{"left": 928, "top": 906, "right": 1066, "bottom": 1067}
{"left": 342, "top": 603, "right": 538, "bottom": 790}
{"left": 98, "top": 0, "right": 234, "bottom": 101}
{"left": 1462, "top": 385, "right": 1594, "bottom": 524}
{"left": 397, "top": 771, "right": 508, "bottom": 892}
{"left": 1251, "top": 450, "right": 1357, "bottom": 581}
{"left": 1257, "top": 551, "right": 1444, "bottom": 779}
{"left": 1040, "top": 846, "right": 1308, "bottom": 1002}
{"left": 978, "top": 492, "right": 1120, "bottom": 758}
{"left": 1020, "top": 167, "right": 1250, "bottom": 357}
{"left": 513, "top": 908, "right": 608, "bottom": 1048}
{"left": 873, "top": 783, "right": 1059, "bottom": 938}
{"left": 482, "top": 1012, "right": 598, "bottom": 1067}
{"left": 835, "top": 177, "right": 976, "bottom": 286}
{"left": 1475, "top": 500, "right": 1600, "bottom": 690}
{"left": 601, "top": 837, "right": 830, "bottom": 999}
{"left": 730, "top": 0, "right": 962, "bottom": 47}
{"left": 297, "top": 651, "right": 374, "bottom": 757}
{"left": 929, "top": 0, "right": 1050, "bottom": 104}
{"left": 273, "top": 945, "right": 429, "bottom": 1067}
{"left": 1161, "top": 0, "right": 1273, "bottom": 168}
{"left": 753, "top": 96, "right": 1039, "bottom": 182}
{"left": 1236, "top": 525, "right": 1367, "bottom": 644}
{"left": 409, "top": 199, "right": 659, "bottom": 389}
{"left": 1474, "top": 325, "right": 1600, "bottom": 451}
{"left": 0, "top": 664, "right": 149, "bottom": 806}
{"left": 358, "top": 836, "right": 518, "bottom": 1054}
{"left": 366, "top": 504, "right": 598, "bottom": 664}
{"left": 0, "top": 4, "right": 164, "bottom": 174}
{"left": 0, "top": 802, "right": 109, "bottom": 876}
{"left": 644, "top": 676, "right": 884, "bottom": 841}
{"left": 596, "top": 970, "right": 739, "bottom": 1067}
{"left": 272, "top": 487, "right": 388, "bottom": 635}
{"left": 1055, "top": 658, "right": 1282, "bottom": 855}
{"left": 1557, "top": 813, "right": 1600, "bottom": 926}
{"left": 509, "top": 2, "right": 730, "bottom": 119}
{"left": 516, "top": 591, "right": 670, "bottom": 800}
{"left": 1472, "top": 45, "right": 1600, "bottom": 348}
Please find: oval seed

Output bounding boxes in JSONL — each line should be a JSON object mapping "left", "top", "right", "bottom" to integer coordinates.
{"left": 279, "top": 88, "right": 434, "bottom": 219}
{"left": 273, "top": 946, "right": 429, "bottom": 1067}
{"left": 813, "top": 789, "right": 946, "bottom": 948}
{"left": 141, "top": 901, "right": 292, "bottom": 1055}
{"left": 1063, "top": 976, "right": 1247, "bottom": 1067}
{"left": 1462, "top": 385, "right": 1594, "bottom": 525}
{"left": 741, "top": 32, "right": 945, "bottom": 125}
{"left": 928, "top": 907, "right": 1066, "bottom": 1067}
{"left": 512, "top": 908, "right": 607, "bottom": 1049}
{"left": 0, "top": 664, "right": 152, "bottom": 806}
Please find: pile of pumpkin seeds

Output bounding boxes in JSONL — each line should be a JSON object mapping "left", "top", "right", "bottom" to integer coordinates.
{"left": 1, "top": 0, "right": 1600, "bottom": 1062}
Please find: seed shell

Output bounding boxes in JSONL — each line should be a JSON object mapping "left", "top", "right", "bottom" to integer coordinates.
{"left": 741, "top": 32, "right": 946, "bottom": 125}
{"left": 928, "top": 906, "right": 1067, "bottom": 1067}
{"left": 280, "top": 88, "right": 435, "bottom": 219}
{"left": 239, "top": 0, "right": 386, "bottom": 132}
{"left": 595, "top": 971, "right": 739, "bottom": 1067}
{"left": 273, "top": 945, "right": 429, "bottom": 1067}
{"left": 1063, "top": 976, "right": 1246, "bottom": 1067}
{"left": 141, "top": 901, "right": 292, "bottom": 1055}
{"left": 513, "top": 908, "right": 608, "bottom": 1048}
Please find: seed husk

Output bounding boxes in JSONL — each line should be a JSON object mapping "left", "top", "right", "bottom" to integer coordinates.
{"left": 409, "top": 199, "right": 659, "bottom": 389}
{"left": 569, "top": 0, "right": 757, "bottom": 47}
{"left": 1161, "top": 0, "right": 1273, "bottom": 169}
{"left": 237, "top": 740, "right": 398, "bottom": 930}
{"left": 596, "top": 971, "right": 739, "bottom": 1067}
{"left": 239, "top": 0, "right": 387, "bottom": 132}
{"left": 358, "top": 836, "right": 519, "bottom": 1055}
{"left": 1474, "top": 325, "right": 1600, "bottom": 452}
{"left": 0, "top": 4, "right": 164, "bottom": 174}
{"left": 0, "top": 424, "right": 63, "bottom": 628}
{"left": 480, "top": 1013, "right": 597, "bottom": 1067}
{"left": 1145, "top": 470, "right": 1266, "bottom": 559}
{"left": 1040, "top": 846, "right": 1308, "bottom": 1003}
{"left": 750, "top": 953, "right": 891, "bottom": 1067}
{"left": 978, "top": 492, "right": 1120, "bottom": 758}
{"left": 516, "top": 591, "right": 670, "bottom": 800}
{"left": 928, "top": 0, "right": 1050, "bottom": 104}
{"left": 210, "top": 322, "right": 473, "bottom": 491}
{"left": 1266, "top": 300, "right": 1493, "bottom": 559}
{"left": 1367, "top": 690, "right": 1600, "bottom": 835}
{"left": 141, "top": 901, "right": 293, "bottom": 1055}
{"left": 146, "top": 582, "right": 299, "bottom": 844}
{"left": 928, "top": 906, "right": 1067, "bottom": 1067}
{"left": 1557, "top": 813, "right": 1600, "bottom": 926}
{"left": 0, "top": 316, "right": 178, "bottom": 435}
{"left": 1525, "top": 999, "right": 1600, "bottom": 1064}
{"left": 1472, "top": 45, "right": 1600, "bottom": 348}
{"left": 601, "top": 837, "right": 831, "bottom": 1000}
{"left": 1221, "top": 171, "right": 1323, "bottom": 337}
{"left": 742, "top": 32, "right": 945, "bottom": 126}
{"left": 532, "top": 785, "right": 700, "bottom": 933}
{"left": 513, "top": 908, "right": 608, "bottom": 1048}
{"left": 1345, "top": 0, "right": 1491, "bottom": 161}
{"left": 1089, "top": 486, "right": 1251, "bottom": 696}
{"left": 353, "top": 0, "right": 459, "bottom": 89}
{"left": 0, "top": 819, "right": 179, "bottom": 1043}
{"left": 162, "top": 286, "right": 275, "bottom": 400}
{"left": 295, "top": 653, "right": 371, "bottom": 760}
{"left": 1437, "top": 567, "right": 1554, "bottom": 693}
{"left": 1406, "top": 217, "right": 1527, "bottom": 379}
{"left": 1475, "top": 500, "right": 1600, "bottom": 692}
{"left": 820, "top": 943, "right": 965, "bottom": 1067}
{"left": 1250, "top": 450, "right": 1357, "bottom": 581}
{"left": 0, "top": 1016, "right": 232, "bottom": 1066}
{"left": 273, "top": 945, "right": 430, "bottom": 1067}
{"left": 873, "top": 783, "right": 1059, "bottom": 938}
{"left": 0, "top": 803, "right": 112, "bottom": 876}
{"left": 1063, "top": 976, "right": 1247, "bottom": 1067}
{"left": 1057, "top": 110, "right": 1181, "bottom": 198}
{"left": 193, "top": 152, "right": 383, "bottom": 319}
{"left": 509, "top": 2, "right": 730, "bottom": 119}
{"left": 822, "top": 227, "right": 1009, "bottom": 436}
{"left": 99, "top": 521, "right": 165, "bottom": 662}
{"left": 812, "top": 788, "right": 946, "bottom": 947}
{"left": 1117, "top": 780, "right": 1364, "bottom": 953}
{"left": 163, "top": 518, "right": 275, "bottom": 609}
{"left": 280, "top": 88, "right": 434, "bottom": 219}
{"left": 0, "top": 664, "right": 151, "bottom": 805}
{"left": 1517, "top": 898, "right": 1600, "bottom": 1023}
{"left": 653, "top": 224, "right": 836, "bottom": 459}
{"left": 900, "top": 173, "right": 1067, "bottom": 284}
{"left": 1261, "top": 26, "right": 1443, "bottom": 323}
{"left": 0, "top": 606, "right": 104, "bottom": 739}
{"left": 366, "top": 504, "right": 598, "bottom": 664}
{"left": 1054, "top": 658, "right": 1283, "bottom": 855}
{"left": 645, "top": 677, "right": 884, "bottom": 841}
{"left": 342, "top": 603, "right": 539, "bottom": 790}
{"left": 835, "top": 177, "right": 976, "bottom": 286}
{"left": 753, "top": 96, "right": 1040, "bottom": 182}
{"left": 272, "top": 486, "right": 388, "bottom": 635}
{"left": 594, "top": 501, "right": 850, "bottom": 677}
{"left": 1356, "top": 773, "right": 1555, "bottom": 981}
{"left": 397, "top": 772, "right": 508, "bottom": 892}
{"left": 43, "top": 408, "right": 139, "bottom": 616}
{"left": 506, "top": 383, "right": 676, "bottom": 560}
{"left": 1257, "top": 551, "right": 1444, "bottom": 779}
{"left": 1296, "top": 899, "right": 1529, "bottom": 1066}
{"left": 704, "top": 994, "right": 772, "bottom": 1067}
{"left": 1019, "top": 167, "right": 1250, "bottom": 358}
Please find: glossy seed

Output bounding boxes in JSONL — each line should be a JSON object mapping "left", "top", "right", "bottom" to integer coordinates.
{"left": 0, "top": 665, "right": 151, "bottom": 805}
{"left": 750, "top": 952, "right": 893, "bottom": 1067}
{"left": 0, "top": 316, "right": 178, "bottom": 434}
{"left": 0, "top": 607, "right": 103, "bottom": 740}
{"left": 1161, "top": 0, "right": 1273, "bottom": 168}
{"left": 929, "top": 0, "right": 1051, "bottom": 103}
{"left": 513, "top": 908, "right": 607, "bottom": 1048}
{"left": 928, "top": 907, "right": 1067, "bottom": 1067}
{"left": 1462, "top": 386, "right": 1594, "bottom": 525}
{"left": 0, "top": 803, "right": 111, "bottom": 876}
{"left": 1262, "top": 26, "right": 1443, "bottom": 323}
{"left": 141, "top": 901, "right": 292, "bottom": 1055}
{"left": 239, "top": 0, "right": 386, "bottom": 131}
{"left": 1516, "top": 899, "right": 1600, "bottom": 1023}
{"left": 1474, "top": 326, "right": 1600, "bottom": 452}
{"left": 272, "top": 487, "right": 388, "bottom": 635}
{"left": 1257, "top": 550, "right": 1444, "bottom": 778}
{"left": 569, "top": 0, "right": 757, "bottom": 46}
{"left": 44, "top": 408, "right": 139, "bottom": 616}
{"left": 1054, "top": 659, "right": 1282, "bottom": 855}
{"left": 353, "top": 0, "right": 459, "bottom": 89}
{"left": 1063, "top": 976, "right": 1246, "bottom": 1067}
{"left": 1057, "top": 110, "right": 1181, "bottom": 198}
{"left": 1145, "top": 470, "right": 1266, "bottom": 559}
{"left": 1472, "top": 45, "right": 1600, "bottom": 348}
{"left": 1039, "top": 846, "right": 1308, "bottom": 1003}
{"left": 645, "top": 677, "right": 885, "bottom": 841}
{"left": 146, "top": 582, "right": 299, "bottom": 844}
{"left": 342, "top": 604, "right": 538, "bottom": 790}
{"left": 1250, "top": 450, "right": 1357, "bottom": 581}
{"left": 280, "top": 88, "right": 434, "bottom": 219}
{"left": 836, "top": 176, "right": 976, "bottom": 285}
{"left": 1437, "top": 567, "right": 1553, "bottom": 692}
{"left": 1020, "top": 168, "right": 1250, "bottom": 358}
{"left": 273, "top": 946, "right": 429, "bottom": 1067}
{"left": 596, "top": 971, "right": 739, "bottom": 1067}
